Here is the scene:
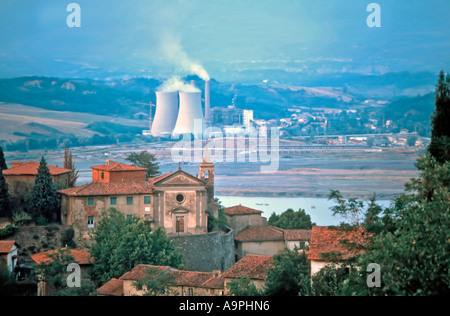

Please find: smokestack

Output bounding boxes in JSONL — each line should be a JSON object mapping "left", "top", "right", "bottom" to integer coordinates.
{"left": 151, "top": 92, "right": 179, "bottom": 137}
{"left": 190, "top": 80, "right": 196, "bottom": 88}
{"left": 172, "top": 91, "right": 205, "bottom": 138}
{"left": 205, "top": 80, "right": 211, "bottom": 126}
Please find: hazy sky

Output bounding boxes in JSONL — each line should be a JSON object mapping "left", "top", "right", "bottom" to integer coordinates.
{"left": 0, "top": 0, "right": 449, "bottom": 82}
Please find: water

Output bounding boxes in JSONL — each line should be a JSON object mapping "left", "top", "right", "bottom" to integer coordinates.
{"left": 216, "top": 195, "right": 392, "bottom": 226}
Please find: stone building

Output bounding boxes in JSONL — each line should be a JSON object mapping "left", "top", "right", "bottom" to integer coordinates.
{"left": 3, "top": 161, "right": 71, "bottom": 211}
{"left": 234, "top": 225, "right": 311, "bottom": 260}
{"left": 59, "top": 154, "right": 218, "bottom": 240}
{"left": 224, "top": 204, "right": 267, "bottom": 235}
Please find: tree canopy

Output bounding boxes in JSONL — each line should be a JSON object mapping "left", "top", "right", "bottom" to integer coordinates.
{"left": 268, "top": 208, "right": 314, "bottom": 230}
{"left": 125, "top": 151, "right": 161, "bottom": 179}
{"left": 89, "top": 208, "right": 183, "bottom": 286}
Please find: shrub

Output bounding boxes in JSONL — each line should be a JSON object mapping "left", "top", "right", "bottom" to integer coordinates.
{"left": 11, "top": 211, "right": 33, "bottom": 226}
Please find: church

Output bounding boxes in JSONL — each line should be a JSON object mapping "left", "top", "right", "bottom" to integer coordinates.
{"left": 59, "top": 151, "right": 218, "bottom": 241}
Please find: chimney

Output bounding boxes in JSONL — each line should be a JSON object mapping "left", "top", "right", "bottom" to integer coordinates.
{"left": 205, "top": 80, "right": 211, "bottom": 126}
{"left": 106, "top": 159, "right": 113, "bottom": 165}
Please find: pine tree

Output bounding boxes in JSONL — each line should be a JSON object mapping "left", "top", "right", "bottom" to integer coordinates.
{"left": 0, "top": 169, "right": 12, "bottom": 218}
{"left": 29, "top": 157, "right": 59, "bottom": 222}
{"left": 428, "top": 70, "right": 450, "bottom": 163}
{"left": 64, "top": 146, "right": 79, "bottom": 188}
{"left": 0, "top": 146, "right": 7, "bottom": 171}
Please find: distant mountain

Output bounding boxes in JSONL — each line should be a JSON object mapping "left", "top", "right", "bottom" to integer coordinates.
{"left": 0, "top": 72, "right": 438, "bottom": 122}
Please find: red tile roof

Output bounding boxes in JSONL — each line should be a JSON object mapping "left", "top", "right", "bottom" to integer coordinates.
{"left": 58, "top": 181, "right": 154, "bottom": 196}
{"left": 234, "top": 226, "right": 285, "bottom": 242}
{"left": 224, "top": 205, "right": 263, "bottom": 216}
{"left": 119, "top": 264, "right": 172, "bottom": 281}
{"left": 3, "top": 162, "right": 71, "bottom": 176}
{"left": 97, "top": 278, "right": 124, "bottom": 296}
{"left": 152, "top": 171, "right": 175, "bottom": 183}
{"left": 221, "top": 255, "right": 274, "bottom": 280}
{"left": 0, "top": 241, "right": 19, "bottom": 254}
{"left": 91, "top": 161, "right": 147, "bottom": 172}
{"left": 30, "top": 248, "right": 94, "bottom": 265}
{"left": 284, "top": 229, "right": 312, "bottom": 241}
{"left": 170, "top": 270, "right": 217, "bottom": 288}
{"left": 307, "top": 226, "right": 368, "bottom": 261}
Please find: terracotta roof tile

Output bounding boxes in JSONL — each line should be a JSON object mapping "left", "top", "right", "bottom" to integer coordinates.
{"left": 58, "top": 181, "right": 154, "bottom": 196}
{"left": 170, "top": 270, "right": 216, "bottom": 288}
{"left": 234, "top": 226, "right": 285, "bottom": 242}
{"left": 0, "top": 241, "right": 19, "bottom": 254}
{"left": 119, "top": 264, "right": 172, "bottom": 281}
{"left": 91, "top": 161, "right": 147, "bottom": 172}
{"left": 221, "top": 255, "right": 273, "bottom": 280}
{"left": 97, "top": 278, "right": 124, "bottom": 296}
{"left": 30, "top": 248, "right": 93, "bottom": 265}
{"left": 284, "top": 229, "right": 312, "bottom": 241}
{"left": 3, "top": 162, "right": 71, "bottom": 176}
{"left": 224, "top": 205, "right": 263, "bottom": 216}
{"left": 307, "top": 226, "right": 368, "bottom": 261}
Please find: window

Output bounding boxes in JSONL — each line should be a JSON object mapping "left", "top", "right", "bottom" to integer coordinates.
{"left": 300, "top": 241, "right": 306, "bottom": 250}
{"left": 101, "top": 172, "right": 104, "bottom": 180}
{"left": 176, "top": 194, "right": 185, "bottom": 203}
{"left": 188, "top": 288, "right": 193, "bottom": 296}
{"left": 87, "top": 197, "right": 94, "bottom": 206}
{"left": 110, "top": 197, "right": 117, "bottom": 206}
{"left": 87, "top": 216, "right": 95, "bottom": 229}
{"left": 127, "top": 197, "right": 133, "bottom": 205}
{"left": 144, "top": 196, "right": 151, "bottom": 205}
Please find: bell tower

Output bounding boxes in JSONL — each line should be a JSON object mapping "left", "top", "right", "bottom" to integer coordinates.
{"left": 199, "top": 147, "right": 215, "bottom": 214}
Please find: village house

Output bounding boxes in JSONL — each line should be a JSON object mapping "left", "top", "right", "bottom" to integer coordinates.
{"left": 59, "top": 152, "right": 218, "bottom": 240}
{"left": 307, "top": 226, "right": 368, "bottom": 276}
{"left": 0, "top": 240, "right": 20, "bottom": 276}
{"left": 30, "top": 248, "right": 93, "bottom": 296}
{"left": 3, "top": 161, "right": 71, "bottom": 211}
{"left": 97, "top": 254, "right": 274, "bottom": 297}
{"left": 234, "top": 225, "right": 311, "bottom": 260}
{"left": 224, "top": 204, "right": 267, "bottom": 235}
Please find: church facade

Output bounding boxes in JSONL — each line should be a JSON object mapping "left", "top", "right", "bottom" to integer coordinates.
{"left": 59, "top": 154, "right": 218, "bottom": 241}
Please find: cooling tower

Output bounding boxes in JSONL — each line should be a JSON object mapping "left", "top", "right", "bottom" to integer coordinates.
{"left": 205, "top": 80, "right": 211, "bottom": 126}
{"left": 151, "top": 92, "right": 179, "bottom": 137}
{"left": 172, "top": 91, "right": 205, "bottom": 138}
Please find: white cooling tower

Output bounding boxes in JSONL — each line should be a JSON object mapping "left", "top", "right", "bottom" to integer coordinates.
{"left": 151, "top": 92, "right": 179, "bottom": 137}
{"left": 172, "top": 91, "right": 205, "bottom": 138}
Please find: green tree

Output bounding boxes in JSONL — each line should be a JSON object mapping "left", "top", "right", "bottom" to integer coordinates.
{"left": 0, "top": 146, "right": 7, "bottom": 171}
{"left": 0, "top": 169, "right": 12, "bottom": 218}
{"left": 33, "top": 248, "right": 96, "bottom": 296}
{"left": 428, "top": 70, "right": 450, "bottom": 163}
{"left": 340, "top": 154, "right": 450, "bottom": 296}
{"left": 264, "top": 249, "right": 310, "bottom": 296}
{"left": 227, "top": 276, "right": 264, "bottom": 296}
{"left": 64, "top": 146, "right": 79, "bottom": 188}
{"left": 268, "top": 208, "right": 314, "bottom": 230}
{"left": 125, "top": 151, "right": 161, "bottom": 179}
{"left": 133, "top": 266, "right": 176, "bottom": 296}
{"left": 89, "top": 208, "right": 183, "bottom": 286}
{"left": 28, "top": 157, "right": 59, "bottom": 222}
{"left": 311, "top": 263, "right": 352, "bottom": 296}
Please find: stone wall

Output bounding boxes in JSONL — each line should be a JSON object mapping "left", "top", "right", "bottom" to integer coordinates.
{"left": 170, "top": 228, "right": 235, "bottom": 272}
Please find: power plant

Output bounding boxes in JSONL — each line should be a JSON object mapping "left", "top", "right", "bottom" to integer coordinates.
{"left": 150, "top": 91, "right": 179, "bottom": 137}
{"left": 149, "top": 80, "right": 210, "bottom": 138}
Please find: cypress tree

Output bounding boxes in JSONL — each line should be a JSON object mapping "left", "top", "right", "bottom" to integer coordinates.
{"left": 29, "top": 157, "right": 59, "bottom": 222}
{"left": 64, "top": 146, "right": 79, "bottom": 188}
{"left": 0, "top": 169, "right": 12, "bottom": 217}
{"left": 428, "top": 70, "right": 450, "bottom": 163}
{"left": 0, "top": 146, "right": 7, "bottom": 171}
